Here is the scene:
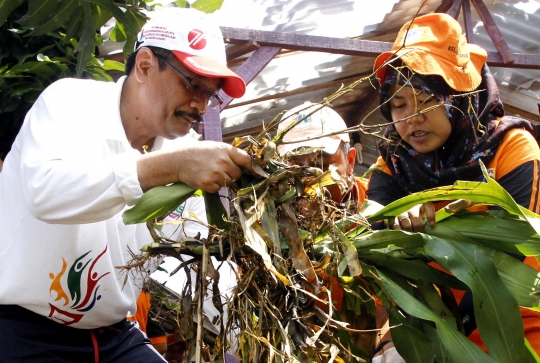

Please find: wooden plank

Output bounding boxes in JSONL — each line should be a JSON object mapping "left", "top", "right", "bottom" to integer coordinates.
{"left": 461, "top": 0, "right": 474, "bottom": 43}
{"left": 202, "top": 46, "right": 281, "bottom": 142}
{"left": 221, "top": 27, "right": 392, "bottom": 57}
{"left": 470, "top": 0, "right": 515, "bottom": 64}
{"left": 486, "top": 52, "right": 540, "bottom": 69}
{"left": 219, "top": 46, "right": 282, "bottom": 110}
{"left": 220, "top": 26, "right": 540, "bottom": 69}
{"left": 435, "top": 0, "right": 454, "bottom": 13}
{"left": 448, "top": 0, "right": 462, "bottom": 18}
{"left": 226, "top": 41, "right": 260, "bottom": 61}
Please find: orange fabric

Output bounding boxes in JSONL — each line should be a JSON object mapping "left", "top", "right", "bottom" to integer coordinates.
{"left": 149, "top": 335, "right": 168, "bottom": 345}
{"left": 127, "top": 291, "right": 152, "bottom": 334}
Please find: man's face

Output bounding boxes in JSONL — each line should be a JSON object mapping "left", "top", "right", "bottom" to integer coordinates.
{"left": 290, "top": 143, "right": 356, "bottom": 203}
{"left": 141, "top": 51, "right": 222, "bottom": 140}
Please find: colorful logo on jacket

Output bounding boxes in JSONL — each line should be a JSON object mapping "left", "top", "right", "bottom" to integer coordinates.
{"left": 48, "top": 246, "right": 110, "bottom": 325}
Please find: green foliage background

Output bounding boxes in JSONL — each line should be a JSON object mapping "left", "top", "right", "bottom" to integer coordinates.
{"left": 0, "top": 0, "right": 224, "bottom": 160}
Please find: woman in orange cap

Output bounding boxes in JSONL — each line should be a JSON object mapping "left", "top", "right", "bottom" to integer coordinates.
{"left": 367, "top": 12, "right": 540, "bottom": 361}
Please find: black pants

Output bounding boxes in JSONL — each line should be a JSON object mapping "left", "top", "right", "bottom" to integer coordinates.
{"left": 0, "top": 305, "right": 165, "bottom": 363}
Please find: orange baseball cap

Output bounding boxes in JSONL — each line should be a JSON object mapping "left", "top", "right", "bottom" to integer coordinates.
{"left": 373, "top": 13, "right": 487, "bottom": 92}
{"left": 277, "top": 102, "right": 350, "bottom": 156}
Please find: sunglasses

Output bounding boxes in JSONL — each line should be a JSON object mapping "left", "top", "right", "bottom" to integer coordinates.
{"left": 154, "top": 53, "right": 224, "bottom": 108}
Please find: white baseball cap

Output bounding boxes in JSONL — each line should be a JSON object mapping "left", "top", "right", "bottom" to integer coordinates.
{"left": 135, "top": 8, "right": 246, "bottom": 98}
{"left": 277, "top": 102, "right": 350, "bottom": 156}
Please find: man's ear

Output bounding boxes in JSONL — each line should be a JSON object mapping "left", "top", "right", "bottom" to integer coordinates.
{"left": 133, "top": 47, "right": 155, "bottom": 83}
{"left": 346, "top": 146, "right": 356, "bottom": 176}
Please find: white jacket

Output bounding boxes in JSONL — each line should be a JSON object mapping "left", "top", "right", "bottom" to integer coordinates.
{"left": 0, "top": 77, "right": 207, "bottom": 329}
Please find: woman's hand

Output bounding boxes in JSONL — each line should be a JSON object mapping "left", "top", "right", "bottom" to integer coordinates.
{"left": 393, "top": 202, "right": 436, "bottom": 232}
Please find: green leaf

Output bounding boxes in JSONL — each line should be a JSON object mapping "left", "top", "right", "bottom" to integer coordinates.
{"left": 423, "top": 232, "right": 535, "bottom": 363}
{"left": 202, "top": 191, "right": 228, "bottom": 231}
{"left": 0, "top": 0, "right": 24, "bottom": 24}
{"left": 86, "top": 0, "right": 140, "bottom": 34}
{"left": 122, "top": 182, "right": 197, "bottom": 224}
{"left": 27, "top": 0, "right": 80, "bottom": 36}
{"left": 435, "top": 212, "right": 540, "bottom": 256}
{"left": 192, "top": 0, "right": 224, "bottom": 13}
{"left": 18, "top": 0, "right": 58, "bottom": 26}
{"left": 64, "top": 5, "right": 83, "bottom": 41}
{"left": 364, "top": 252, "right": 468, "bottom": 291}
{"left": 75, "top": 2, "right": 96, "bottom": 77}
{"left": 387, "top": 303, "right": 437, "bottom": 363}
{"left": 426, "top": 221, "right": 540, "bottom": 309}
{"left": 101, "top": 59, "right": 125, "bottom": 72}
{"left": 367, "top": 162, "right": 540, "bottom": 236}
{"left": 377, "top": 269, "right": 496, "bottom": 363}
{"left": 109, "top": 21, "right": 127, "bottom": 42}
{"left": 174, "top": 0, "right": 190, "bottom": 8}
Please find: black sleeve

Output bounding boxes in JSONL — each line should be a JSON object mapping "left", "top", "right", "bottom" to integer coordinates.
{"left": 496, "top": 160, "right": 535, "bottom": 209}
{"left": 146, "top": 305, "right": 166, "bottom": 338}
{"left": 366, "top": 170, "right": 408, "bottom": 206}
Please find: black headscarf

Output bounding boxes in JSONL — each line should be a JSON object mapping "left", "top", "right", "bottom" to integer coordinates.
{"left": 377, "top": 62, "right": 540, "bottom": 193}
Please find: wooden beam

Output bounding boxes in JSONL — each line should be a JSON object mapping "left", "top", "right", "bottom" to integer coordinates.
{"left": 221, "top": 27, "right": 391, "bottom": 57}
{"left": 220, "top": 26, "right": 540, "bottom": 69}
{"left": 470, "top": 0, "right": 515, "bottom": 64}
{"left": 226, "top": 40, "right": 260, "bottom": 61}
{"left": 461, "top": 0, "right": 474, "bottom": 43}
{"left": 202, "top": 46, "right": 282, "bottom": 141}
{"left": 486, "top": 52, "right": 539, "bottom": 69}
{"left": 435, "top": 0, "right": 454, "bottom": 13}
{"left": 220, "top": 46, "right": 282, "bottom": 110}
{"left": 448, "top": 0, "right": 462, "bottom": 18}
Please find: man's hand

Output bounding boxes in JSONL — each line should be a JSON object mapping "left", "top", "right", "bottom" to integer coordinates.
{"left": 393, "top": 202, "right": 435, "bottom": 232}
{"left": 137, "top": 141, "right": 253, "bottom": 193}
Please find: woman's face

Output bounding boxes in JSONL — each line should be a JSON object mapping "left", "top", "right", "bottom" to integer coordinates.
{"left": 388, "top": 84, "right": 452, "bottom": 153}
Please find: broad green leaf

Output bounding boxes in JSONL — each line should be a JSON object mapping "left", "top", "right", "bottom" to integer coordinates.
{"left": 87, "top": 0, "right": 139, "bottom": 34}
{"left": 387, "top": 303, "right": 437, "bottom": 363}
{"left": 18, "top": 0, "right": 58, "bottom": 26}
{"left": 368, "top": 162, "right": 540, "bottom": 236}
{"left": 526, "top": 338, "right": 540, "bottom": 362}
{"left": 377, "top": 269, "right": 496, "bottom": 363}
{"left": 192, "top": 0, "right": 224, "bottom": 13}
{"left": 64, "top": 6, "right": 83, "bottom": 41}
{"left": 202, "top": 191, "right": 228, "bottom": 231}
{"left": 27, "top": 0, "right": 79, "bottom": 36}
{"left": 102, "top": 59, "right": 125, "bottom": 72}
{"left": 109, "top": 21, "right": 127, "bottom": 42}
{"left": 0, "top": 0, "right": 24, "bottom": 24}
{"left": 490, "top": 249, "right": 540, "bottom": 310}
{"left": 423, "top": 232, "right": 534, "bottom": 363}
{"left": 122, "top": 182, "right": 197, "bottom": 224}
{"left": 353, "top": 229, "right": 426, "bottom": 253}
{"left": 426, "top": 222, "right": 540, "bottom": 309}
{"left": 90, "top": 3, "right": 111, "bottom": 29}
{"left": 174, "top": 0, "right": 190, "bottom": 8}
{"left": 75, "top": 2, "right": 95, "bottom": 77}
{"left": 435, "top": 212, "right": 540, "bottom": 256}
{"left": 260, "top": 196, "right": 281, "bottom": 254}
{"left": 364, "top": 252, "right": 467, "bottom": 291}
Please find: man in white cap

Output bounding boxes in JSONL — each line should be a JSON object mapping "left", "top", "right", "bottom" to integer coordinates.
{"left": 277, "top": 102, "right": 367, "bottom": 208}
{"left": 0, "top": 8, "right": 251, "bottom": 362}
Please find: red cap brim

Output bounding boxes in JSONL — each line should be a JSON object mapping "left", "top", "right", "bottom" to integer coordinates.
{"left": 173, "top": 50, "right": 246, "bottom": 98}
